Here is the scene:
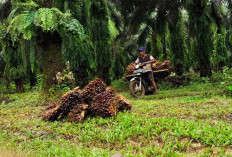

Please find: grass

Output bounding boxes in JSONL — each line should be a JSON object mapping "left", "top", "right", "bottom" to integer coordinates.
{"left": 0, "top": 81, "right": 232, "bottom": 156}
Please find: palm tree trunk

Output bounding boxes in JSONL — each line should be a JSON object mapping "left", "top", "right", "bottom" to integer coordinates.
{"left": 37, "top": 30, "right": 63, "bottom": 92}
{"left": 0, "top": 0, "right": 12, "bottom": 21}
{"left": 90, "top": 0, "right": 111, "bottom": 85}
{"left": 199, "top": 60, "right": 212, "bottom": 77}
{"left": 14, "top": 79, "right": 24, "bottom": 93}
{"left": 151, "top": 32, "right": 158, "bottom": 58}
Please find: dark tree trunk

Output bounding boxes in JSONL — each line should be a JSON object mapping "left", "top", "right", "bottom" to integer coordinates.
{"left": 198, "top": 23, "right": 212, "bottom": 77}
{"left": 151, "top": 32, "right": 158, "bottom": 58}
{"left": 218, "top": 61, "right": 224, "bottom": 72}
{"left": 198, "top": 45, "right": 212, "bottom": 77}
{"left": 211, "top": 1, "right": 223, "bottom": 34}
{"left": 14, "top": 79, "right": 25, "bottom": 93}
{"left": 189, "top": 0, "right": 212, "bottom": 77}
{"left": 90, "top": 0, "right": 111, "bottom": 85}
{"left": 5, "top": 78, "right": 10, "bottom": 89}
{"left": 176, "top": 64, "right": 184, "bottom": 76}
{"left": 37, "top": 30, "right": 63, "bottom": 92}
{"left": 73, "top": 62, "right": 89, "bottom": 88}
{"left": 0, "top": 52, "right": 4, "bottom": 77}
{"left": 96, "top": 41, "right": 111, "bottom": 85}
{"left": 199, "top": 60, "right": 212, "bottom": 77}
{"left": 169, "top": 28, "right": 184, "bottom": 76}
{"left": 29, "top": 70, "right": 37, "bottom": 89}
{"left": 0, "top": 0, "right": 12, "bottom": 21}
{"left": 98, "top": 67, "right": 111, "bottom": 85}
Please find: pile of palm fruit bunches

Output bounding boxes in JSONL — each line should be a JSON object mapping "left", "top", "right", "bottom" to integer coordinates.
{"left": 126, "top": 60, "right": 172, "bottom": 74}
{"left": 42, "top": 78, "right": 132, "bottom": 123}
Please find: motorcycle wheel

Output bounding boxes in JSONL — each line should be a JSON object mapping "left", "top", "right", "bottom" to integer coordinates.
{"left": 129, "top": 80, "right": 145, "bottom": 98}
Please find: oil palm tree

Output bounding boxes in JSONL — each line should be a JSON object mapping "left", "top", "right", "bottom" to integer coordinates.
{"left": 1, "top": 0, "right": 85, "bottom": 91}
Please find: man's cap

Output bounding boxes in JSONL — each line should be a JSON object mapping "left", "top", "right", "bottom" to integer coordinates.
{"left": 138, "top": 47, "right": 146, "bottom": 51}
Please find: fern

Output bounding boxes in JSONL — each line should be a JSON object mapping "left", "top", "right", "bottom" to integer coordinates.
{"left": 23, "top": 28, "right": 32, "bottom": 39}
{"left": 12, "top": 0, "right": 38, "bottom": 10}
{"left": 6, "top": 6, "right": 84, "bottom": 42}
{"left": 8, "top": 0, "right": 38, "bottom": 21}
{"left": 9, "top": 65, "right": 26, "bottom": 79}
{"left": 38, "top": 8, "right": 57, "bottom": 31}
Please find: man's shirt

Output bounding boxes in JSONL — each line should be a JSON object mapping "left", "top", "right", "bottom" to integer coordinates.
{"left": 135, "top": 54, "right": 155, "bottom": 72}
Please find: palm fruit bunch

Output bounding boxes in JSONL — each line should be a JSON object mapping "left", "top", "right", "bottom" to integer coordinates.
{"left": 44, "top": 102, "right": 60, "bottom": 111}
{"left": 152, "top": 60, "right": 162, "bottom": 69}
{"left": 111, "top": 95, "right": 132, "bottom": 111}
{"left": 67, "top": 104, "right": 89, "bottom": 123}
{"left": 42, "top": 78, "right": 132, "bottom": 122}
{"left": 42, "top": 103, "right": 61, "bottom": 121}
{"left": 89, "top": 87, "right": 118, "bottom": 118}
{"left": 126, "top": 62, "right": 136, "bottom": 74}
{"left": 152, "top": 60, "right": 172, "bottom": 70}
{"left": 82, "top": 78, "right": 107, "bottom": 103}
{"left": 59, "top": 89, "right": 84, "bottom": 119}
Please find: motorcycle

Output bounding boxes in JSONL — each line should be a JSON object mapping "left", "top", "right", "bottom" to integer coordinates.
{"left": 128, "top": 63, "right": 155, "bottom": 98}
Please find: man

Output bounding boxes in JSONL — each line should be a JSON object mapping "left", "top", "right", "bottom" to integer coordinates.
{"left": 135, "top": 47, "right": 159, "bottom": 94}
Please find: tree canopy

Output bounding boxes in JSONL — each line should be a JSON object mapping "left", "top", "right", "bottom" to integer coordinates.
{"left": 0, "top": 0, "right": 232, "bottom": 92}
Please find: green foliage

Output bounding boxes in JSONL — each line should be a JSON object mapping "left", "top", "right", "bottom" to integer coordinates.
{"left": 1, "top": 0, "right": 232, "bottom": 93}
{"left": 7, "top": 7, "right": 85, "bottom": 41}
{"left": 9, "top": 66, "right": 26, "bottom": 79}
{"left": 0, "top": 81, "right": 16, "bottom": 94}
{"left": 1, "top": 45, "right": 26, "bottom": 81}
{"left": 108, "top": 0, "right": 232, "bottom": 78}
{"left": 198, "top": 77, "right": 211, "bottom": 83}
{"left": 111, "top": 78, "right": 129, "bottom": 92}
{"left": 48, "top": 83, "right": 71, "bottom": 96}
{"left": 34, "top": 73, "right": 43, "bottom": 91}
{"left": 169, "top": 9, "right": 187, "bottom": 75}
{"left": 156, "top": 34, "right": 163, "bottom": 58}
{"left": 212, "top": 26, "right": 227, "bottom": 70}
{"left": 211, "top": 71, "right": 225, "bottom": 83}
{"left": 220, "top": 67, "right": 232, "bottom": 96}
{"left": 0, "top": 0, "right": 87, "bottom": 91}
{"left": 157, "top": 82, "right": 174, "bottom": 90}
{"left": 89, "top": 0, "right": 111, "bottom": 84}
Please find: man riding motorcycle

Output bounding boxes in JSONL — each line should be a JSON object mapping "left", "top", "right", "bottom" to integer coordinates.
{"left": 135, "top": 47, "right": 159, "bottom": 94}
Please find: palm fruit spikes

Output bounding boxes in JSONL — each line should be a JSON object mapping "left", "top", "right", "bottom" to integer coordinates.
{"left": 89, "top": 87, "right": 117, "bottom": 118}
{"left": 126, "top": 62, "right": 136, "bottom": 74}
{"left": 42, "top": 104, "right": 61, "bottom": 121}
{"left": 45, "top": 102, "right": 60, "bottom": 111}
{"left": 152, "top": 60, "right": 172, "bottom": 70}
{"left": 82, "top": 78, "right": 107, "bottom": 103}
{"left": 59, "top": 89, "right": 84, "bottom": 119}
{"left": 67, "top": 104, "right": 89, "bottom": 123}
{"left": 113, "top": 95, "right": 132, "bottom": 111}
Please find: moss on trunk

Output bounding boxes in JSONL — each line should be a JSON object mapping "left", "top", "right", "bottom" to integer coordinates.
{"left": 37, "top": 30, "right": 63, "bottom": 92}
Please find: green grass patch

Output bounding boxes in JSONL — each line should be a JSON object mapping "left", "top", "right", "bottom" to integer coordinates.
{"left": 0, "top": 82, "right": 231, "bottom": 156}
